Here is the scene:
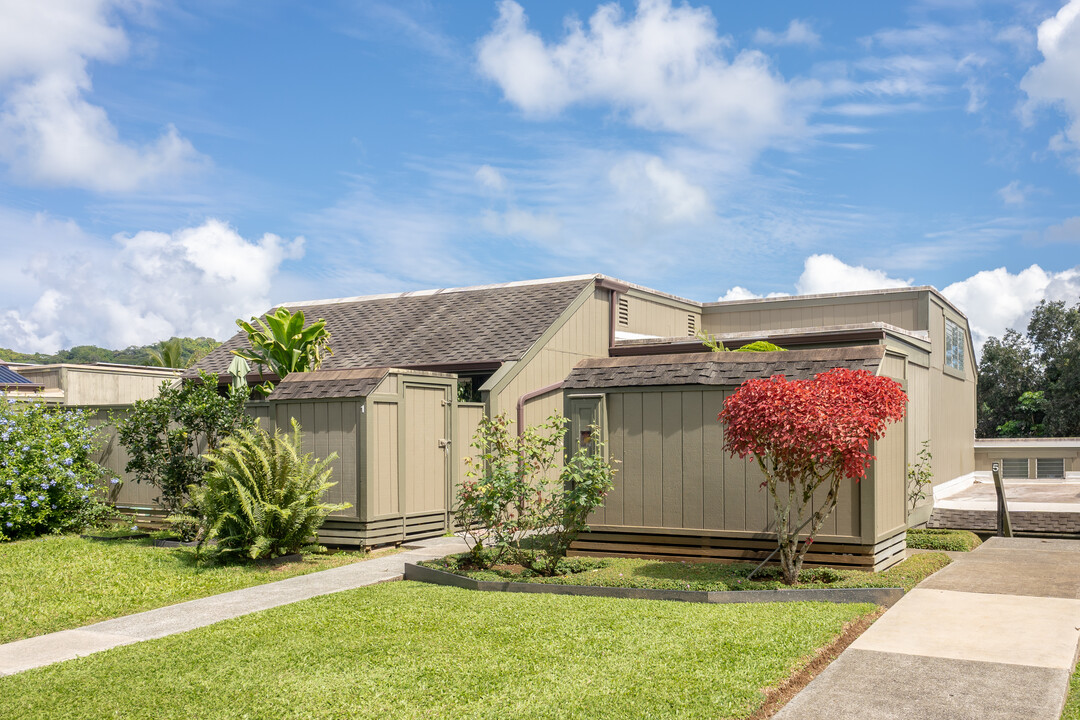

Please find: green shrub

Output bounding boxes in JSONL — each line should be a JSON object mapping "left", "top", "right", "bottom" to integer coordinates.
{"left": 0, "top": 396, "right": 114, "bottom": 541}
{"left": 906, "top": 528, "right": 982, "bottom": 552}
{"left": 455, "top": 413, "right": 615, "bottom": 575}
{"left": 193, "top": 419, "right": 348, "bottom": 559}
{"left": 116, "top": 372, "right": 254, "bottom": 515}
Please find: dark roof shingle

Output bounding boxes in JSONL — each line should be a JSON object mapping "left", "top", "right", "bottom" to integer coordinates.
{"left": 268, "top": 368, "right": 389, "bottom": 401}
{"left": 563, "top": 346, "right": 886, "bottom": 389}
{"left": 189, "top": 278, "right": 591, "bottom": 378}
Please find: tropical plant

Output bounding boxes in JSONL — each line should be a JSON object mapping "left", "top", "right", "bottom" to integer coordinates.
{"left": 696, "top": 331, "right": 786, "bottom": 353}
{"left": 192, "top": 419, "right": 348, "bottom": 559}
{"left": 0, "top": 396, "right": 115, "bottom": 541}
{"left": 720, "top": 368, "right": 907, "bottom": 584}
{"left": 233, "top": 307, "right": 333, "bottom": 396}
{"left": 116, "top": 373, "right": 254, "bottom": 514}
{"left": 907, "top": 440, "right": 933, "bottom": 513}
{"left": 455, "top": 413, "right": 615, "bottom": 575}
{"left": 148, "top": 338, "right": 185, "bottom": 368}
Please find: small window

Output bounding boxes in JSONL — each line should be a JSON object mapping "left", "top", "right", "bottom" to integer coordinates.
{"left": 687, "top": 314, "right": 696, "bottom": 337}
{"left": 617, "top": 297, "right": 630, "bottom": 326}
{"left": 945, "top": 318, "right": 965, "bottom": 372}
{"left": 1001, "top": 458, "right": 1029, "bottom": 479}
{"left": 1036, "top": 458, "right": 1065, "bottom": 479}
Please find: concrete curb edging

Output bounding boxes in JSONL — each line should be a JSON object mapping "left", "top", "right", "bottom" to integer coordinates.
{"left": 404, "top": 563, "right": 905, "bottom": 606}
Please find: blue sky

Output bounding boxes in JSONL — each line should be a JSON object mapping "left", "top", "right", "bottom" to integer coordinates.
{"left": 1, "top": 0, "right": 1079, "bottom": 353}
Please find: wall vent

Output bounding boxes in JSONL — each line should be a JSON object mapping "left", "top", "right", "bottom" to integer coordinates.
{"left": 687, "top": 314, "right": 696, "bottom": 336}
{"left": 617, "top": 297, "right": 630, "bottom": 326}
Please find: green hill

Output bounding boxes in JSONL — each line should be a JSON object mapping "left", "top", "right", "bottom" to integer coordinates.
{"left": 0, "top": 337, "right": 221, "bottom": 369}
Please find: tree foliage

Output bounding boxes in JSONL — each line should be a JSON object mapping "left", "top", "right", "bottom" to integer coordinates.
{"left": 978, "top": 299, "right": 1080, "bottom": 437}
{"left": 720, "top": 368, "right": 907, "bottom": 584}
{"left": 233, "top": 308, "right": 333, "bottom": 396}
{"left": 193, "top": 419, "right": 348, "bottom": 559}
{"left": 0, "top": 337, "right": 220, "bottom": 368}
{"left": 116, "top": 373, "right": 255, "bottom": 514}
{"left": 696, "top": 331, "right": 787, "bottom": 353}
{"left": 455, "top": 413, "right": 615, "bottom": 575}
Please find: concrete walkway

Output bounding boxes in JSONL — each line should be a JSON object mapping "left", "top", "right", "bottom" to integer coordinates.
{"left": 776, "top": 537, "right": 1080, "bottom": 720}
{"left": 0, "top": 535, "right": 468, "bottom": 677}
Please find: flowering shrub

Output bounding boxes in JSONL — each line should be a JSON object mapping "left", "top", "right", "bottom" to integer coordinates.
{"left": 455, "top": 413, "right": 615, "bottom": 575}
{"left": 720, "top": 368, "right": 907, "bottom": 584}
{"left": 0, "top": 395, "right": 114, "bottom": 541}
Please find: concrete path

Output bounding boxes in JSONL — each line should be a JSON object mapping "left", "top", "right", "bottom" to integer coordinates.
{"left": 0, "top": 535, "right": 468, "bottom": 677}
{"left": 775, "top": 537, "right": 1080, "bottom": 720}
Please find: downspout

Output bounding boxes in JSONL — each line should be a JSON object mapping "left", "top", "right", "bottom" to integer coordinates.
{"left": 517, "top": 381, "right": 564, "bottom": 436}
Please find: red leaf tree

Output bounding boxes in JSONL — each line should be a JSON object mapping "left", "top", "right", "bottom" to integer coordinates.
{"left": 720, "top": 367, "right": 907, "bottom": 584}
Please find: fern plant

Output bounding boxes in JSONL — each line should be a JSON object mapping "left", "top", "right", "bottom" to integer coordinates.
{"left": 193, "top": 419, "right": 348, "bottom": 559}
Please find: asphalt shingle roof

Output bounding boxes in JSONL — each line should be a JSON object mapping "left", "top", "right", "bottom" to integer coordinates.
{"left": 189, "top": 278, "right": 592, "bottom": 378}
{"left": 268, "top": 368, "right": 389, "bottom": 401}
{"left": 563, "top": 346, "right": 886, "bottom": 389}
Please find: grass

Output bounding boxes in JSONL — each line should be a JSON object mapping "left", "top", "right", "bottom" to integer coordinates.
{"left": 0, "top": 534, "right": 376, "bottom": 644}
{"left": 424, "top": 551, "right": 951, "bottom": 593}
{"left": 906, "top": 528, "right": 982, "bottom": 552}
{"left": 0, "top": 581, "right": 876, "bottom": 720}
{"left": 1064, "top": 663, "right": 1080, "bottom": 720}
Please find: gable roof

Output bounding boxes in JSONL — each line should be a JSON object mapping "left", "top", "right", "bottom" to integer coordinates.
{"left": 268, "top": 368, "right": 389, "bottom": 401}
{"left": 189, "top": 277, "right": 593, "bottom": 378}
{"left": 563, "top": 346, "right": 886, "bottom": 389}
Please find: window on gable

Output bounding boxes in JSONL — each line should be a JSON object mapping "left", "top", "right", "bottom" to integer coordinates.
{"left": 945, "top": 318, "right": 965, "bottom": 372}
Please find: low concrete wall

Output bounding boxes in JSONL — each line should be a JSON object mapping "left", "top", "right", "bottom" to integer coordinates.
{"left": 404, "top": 563, "right": 904, "bottom": 607}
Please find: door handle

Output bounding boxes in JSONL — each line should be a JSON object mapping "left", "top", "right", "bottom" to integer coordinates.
{"left": 438, "top": 439, "right": 451, "bottom": 449}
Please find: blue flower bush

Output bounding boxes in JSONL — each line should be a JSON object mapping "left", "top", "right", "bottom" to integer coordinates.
{"left": 0, "top": 394, "right": 113, "bottom": 541}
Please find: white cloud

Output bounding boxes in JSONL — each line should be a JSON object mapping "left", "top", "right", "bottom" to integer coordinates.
{"left": 998, "top": 180, "right": 1032, "bottom": 205}
{"left": 0, "top": 219, "right": 304, "bottom": 353}
{"left": 1021, "top": 0, "right": 1080, "bottom": 168}
{"left": 475, "top": 164, "right": 508, "bottom": 192}
{"left": 753, "top": 20, "right": 820, "bottom": 48}
{"left": 942, "top": 265, "right": 1080, "bottom": 349}
{"left": 476, "top": 0, "right": 816, "bottom": 153}
{"left": 609, "top": 154, "right": 710, "bottom": 224}
{"left": 795, "top": 254, "right": 912, "bottom": 295}
{"left": 1042, "top": 216, "right": 1080, "bottom": 243}
{"left": 717, "top": 286, "right": 789, "bottom": 301}
{"left": 480, "top": 208, "right": 563, "bottom": 239}
{"left": 0, "top": 0, "right": 203, "bottom": 191}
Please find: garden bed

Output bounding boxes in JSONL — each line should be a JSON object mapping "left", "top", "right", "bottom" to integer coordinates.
{"left": 0, "top": 581, "right": 879, "bottom": 719}
{"left": 418, "top": 551, "right": 951, "bottom": 596}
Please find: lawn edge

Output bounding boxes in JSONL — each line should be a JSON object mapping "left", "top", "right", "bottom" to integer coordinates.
{"left": 746, "top": 605, "right": 886, "bottom": 720}
{"left": 404, "top": 562, "right": 905, "bottom": 606}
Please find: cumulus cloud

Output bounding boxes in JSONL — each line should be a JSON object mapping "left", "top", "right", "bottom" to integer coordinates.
{"left": 795, "top": 254, "right": 912, "bottom": 295}
{"left": 1021, "top": 0, "right": 1080, "bottom": 168}
{"left": 609, "top": 154, "right": 710, "bottom": 224}
{"left": 942, "top": 265, "right": 1080, "bottom": 349}
{"left": 475, "top": 164, "right": 507, "bottom": 192}
{"left": 717, "top": 286, "right": 788, "bottom": 301}
{"left": 476, "top": 0, "right": 815, "bottom": 153}
{"left": 998, "top": 180, "right": 1033, "bottom": 205}
{"left": 1041, "top": 216, "right": 1080, "bottom": 244}
{"left": 0, "top": 219, "right": 304, "bottom": 353}
{"left": 753, "top": 20, "right": 821, "bottom": 48}
{"left": 0, "top": 0, "right": 203, "bottom": 191}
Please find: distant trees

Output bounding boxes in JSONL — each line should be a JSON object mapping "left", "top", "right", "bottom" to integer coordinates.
{"left": 0, "top": 337, "right": 220, "bottom": 368}
{"left": 978, "top": 299, "right": 1080, "bottom": 437}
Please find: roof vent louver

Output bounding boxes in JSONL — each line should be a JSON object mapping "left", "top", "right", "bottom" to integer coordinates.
{"left": 687, "top": 314, "right": 696, "bottom": 337}
{"left": 617, "top": 297, "right": 630, "bottom": 326}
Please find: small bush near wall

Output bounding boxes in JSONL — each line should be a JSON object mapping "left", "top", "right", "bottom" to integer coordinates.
{"left": 906, "top": 528, "right": 982, "bottom": 552}
{"left": 192, "top": 419, "right": 348, "bottom": 560}
{"left": 0, "top": 396, "right": 114, "bottom": 541}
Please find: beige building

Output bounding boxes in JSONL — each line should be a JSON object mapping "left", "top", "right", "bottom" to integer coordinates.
{"left": 109, "top": 275, "right": 975, "bottom": 554}
{"left": 4, "top": 362, "right": 179, "bottom": 405}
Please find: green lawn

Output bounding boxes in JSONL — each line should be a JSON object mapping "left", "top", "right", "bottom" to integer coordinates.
{"left": 426, "top": 551, "right": 951, "bottom": 593}
{"left": 905, "top": 528, "right": 982, "bottom": 552}
{"left": 0, "top": 534, "right": 374, "bottom": 644}
{"left": 1064, "top": 663, "right": 1080, "bottom": 720}
{"left": 0, "top": 581, "right": 875, "bottom": 720}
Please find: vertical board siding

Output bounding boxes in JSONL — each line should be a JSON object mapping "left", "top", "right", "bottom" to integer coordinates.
{"left": 873, "top": 418, "right": 908, "bottom": 540}
{"left": 702, "top": 294, "right": 924, "bottom": 336}
{"left": 597, "top": 388, "right": 863, "bottom": 540}
{"left": 371, "top": 401, "right": 399, "bottom": 517}
{"left": 621, "top": 294, "right": 700, "bottom": 337}
{"left": 453, "top": 403, "right": 484, "bottom": 511}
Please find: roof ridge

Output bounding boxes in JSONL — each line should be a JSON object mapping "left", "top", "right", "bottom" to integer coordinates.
{"left": 280, "top": 275, "right": 597, "bottom": 309}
